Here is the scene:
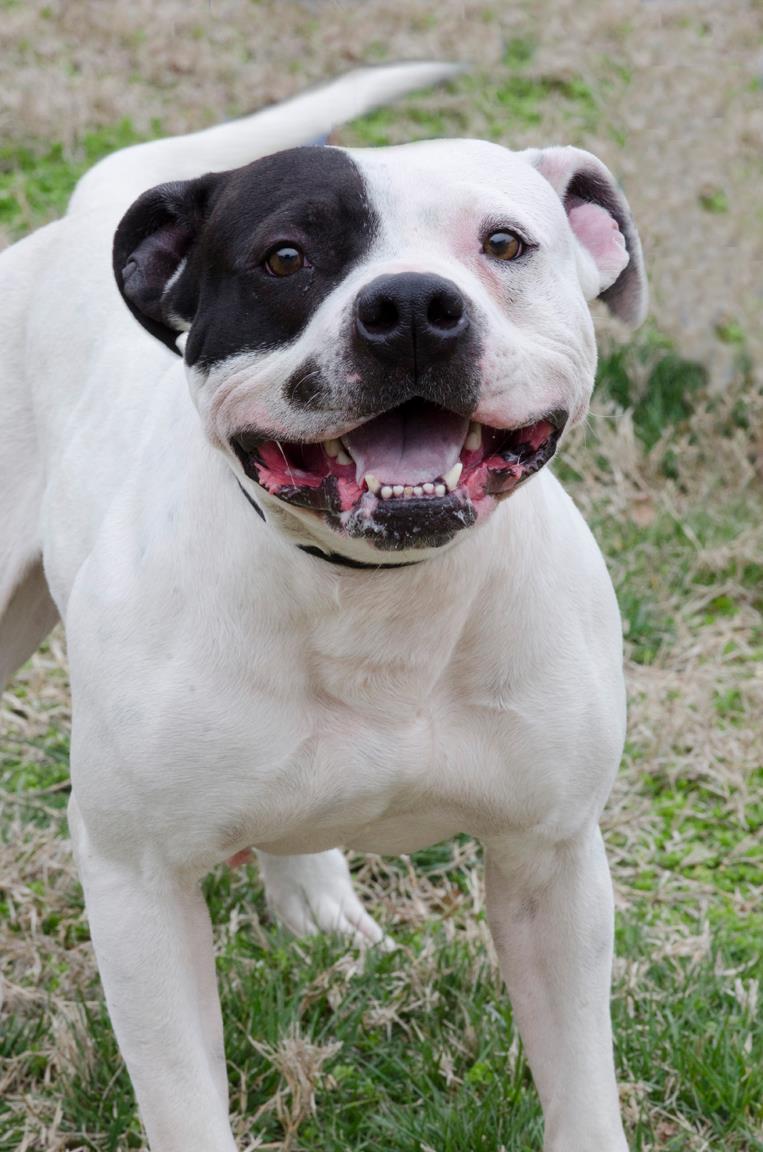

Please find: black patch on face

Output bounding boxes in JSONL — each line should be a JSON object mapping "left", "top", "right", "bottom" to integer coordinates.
{"left": 284, "top": 357, "right": 330, "bottom": 408}
{"left": 186, "top": 149, "right": 381, "bottom": 368}
{"left": 113, "top": 147, "right": 379, "bottom": 364}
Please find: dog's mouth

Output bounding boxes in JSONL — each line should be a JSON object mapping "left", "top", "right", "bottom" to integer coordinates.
{"left": 232, "top": 400, "right": 567, "bottom": 551}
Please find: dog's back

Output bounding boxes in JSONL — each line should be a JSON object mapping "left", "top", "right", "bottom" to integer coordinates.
{"left": 0, "top": 224, "right": 63, "bottom": 683}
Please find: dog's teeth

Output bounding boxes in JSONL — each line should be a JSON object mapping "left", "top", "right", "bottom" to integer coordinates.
{"left": 376, "top": 480, "right": 452, "bottom": 499}
{"left": 443, "top": 462, "right": 463, "bottom": 492}
{"left": 465, "top": 422, "right": 482, "bottom": 452}
{"left": 336, "top": 448, "right": 352, "bottom": 466}
{"left": 324, "top": 438, "right": 341, "bottom": 458}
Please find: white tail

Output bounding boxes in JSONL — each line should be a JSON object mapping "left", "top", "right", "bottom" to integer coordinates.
{"left": 69, "top": 62, "right": 462, "bottom": 217}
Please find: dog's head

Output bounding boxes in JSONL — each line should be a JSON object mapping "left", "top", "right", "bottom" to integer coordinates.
{"left": 114, "top": 139, "right": 646, "bottom": 559}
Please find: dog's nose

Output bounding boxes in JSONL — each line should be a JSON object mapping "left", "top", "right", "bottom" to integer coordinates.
{"left": 355, "top": 273, "right": 469, "bottom": 370}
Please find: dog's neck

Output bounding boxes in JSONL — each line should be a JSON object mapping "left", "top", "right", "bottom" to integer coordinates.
{"left": 236, "top": 481, "right": 421, "bottom": 571}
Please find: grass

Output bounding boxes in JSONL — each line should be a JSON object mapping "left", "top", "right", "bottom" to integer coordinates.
{"left": 0, "top": 121, "right": 157, "bottom": 240}
{"left": 342, "top": 41, "right": 604, "bottom": 150}
{"left": 2, "top": 776, "right": 761, "bottom": 1151}
{"left": 2, "top": 38, "right": 762, "bottom": 1152}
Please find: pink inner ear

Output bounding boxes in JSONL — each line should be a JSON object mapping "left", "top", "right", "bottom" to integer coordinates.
{"left": 567, "top": 198, "right": 629, "bottom": 289}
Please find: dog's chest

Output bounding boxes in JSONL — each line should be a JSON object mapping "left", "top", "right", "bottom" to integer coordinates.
{"left": 219, "top": 570, "right": 486, "bottom": 854}
{"left": 223, "top": 676, "right": 485, "bottom": 860}
{"left": 69, "top": 488, "right": 620, "bottom": 864}
{"left": 152, "top": 556, "right": 543, "bottom": 861}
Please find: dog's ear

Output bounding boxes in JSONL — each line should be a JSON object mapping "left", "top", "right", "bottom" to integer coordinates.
{"left": 112, "top": 175, "right": 220, "bottom": 353}
{"left": 524, "top": 146, "right": 647, "bottom": 327}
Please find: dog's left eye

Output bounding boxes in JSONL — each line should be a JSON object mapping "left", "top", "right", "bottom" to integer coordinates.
{"left": 483, "top": 231, "right": 524, "bottom": 261}
{"left": 264, "top": 245, "right": 306, "bottom": 277}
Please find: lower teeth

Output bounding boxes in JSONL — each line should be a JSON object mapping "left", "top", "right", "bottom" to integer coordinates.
{"left": 376, "top": 480, "right": 450, "bottom": 499}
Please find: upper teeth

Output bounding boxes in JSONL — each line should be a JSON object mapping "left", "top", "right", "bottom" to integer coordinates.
{"left": 324, "top": 438, "right": 352, "bottom": 465}
{"left": 443, "top": 461, "right": 463, "bottom": 492}
{"left": 465, "top": 421, "right": 482, "bottom": 452}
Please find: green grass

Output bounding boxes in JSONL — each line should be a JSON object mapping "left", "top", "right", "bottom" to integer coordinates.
{"left": 592, "top": 493, "right": 759, "bottom": 664}
{"left": 341, "top": 51, "right": 608, "bottom": 149}
{"left": 596, "top": 330, "right": 710, "bottom": 453}
{"left": 0, "top": 119, "right": 157, "bottom": 239}
{"left": 2, "top": 772, "right": 760, "bottom": 1150}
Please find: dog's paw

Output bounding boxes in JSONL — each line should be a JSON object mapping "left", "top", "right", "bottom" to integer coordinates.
{"left": 256, "top": 848, "right": 392, "bottom": 949}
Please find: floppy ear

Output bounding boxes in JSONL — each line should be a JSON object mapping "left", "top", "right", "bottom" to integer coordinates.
{"left": 524, "top": 145, "right": 647, "bottom": 327}
{"left": 112, "top": 174, "right": 219, "bottom": 353}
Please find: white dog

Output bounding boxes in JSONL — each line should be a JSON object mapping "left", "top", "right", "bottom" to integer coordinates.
{"left": 0, "top": 63, "right": 646, "bottom": 1151}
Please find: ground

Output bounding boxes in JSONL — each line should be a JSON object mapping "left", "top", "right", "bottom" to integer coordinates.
{"left": 1, "top": 2, "right": 761, "bottom": 1150}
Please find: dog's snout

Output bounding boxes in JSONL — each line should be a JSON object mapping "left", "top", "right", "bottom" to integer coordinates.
{"left": 355, "top": 273, "right": 469, "bottom": 370}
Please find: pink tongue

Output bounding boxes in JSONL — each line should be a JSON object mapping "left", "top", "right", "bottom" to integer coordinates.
{"left": 343, "top": 403, "right": 469, "bottom": 485}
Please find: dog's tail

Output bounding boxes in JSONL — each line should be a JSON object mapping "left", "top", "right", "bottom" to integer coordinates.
{"left": 68, "top": 62, "right": 462, "bottom": 217}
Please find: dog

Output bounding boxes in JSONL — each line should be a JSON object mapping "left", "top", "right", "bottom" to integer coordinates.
{"left": 0, "top": 62, "right": 646, "bottom": 1151}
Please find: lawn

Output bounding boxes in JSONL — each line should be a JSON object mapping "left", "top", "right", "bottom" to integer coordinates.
{"left": 1, "top": 4, "right": 761, "bottom": 1150}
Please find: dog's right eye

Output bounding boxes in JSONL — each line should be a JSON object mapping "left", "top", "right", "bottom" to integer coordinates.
{"left": 483, "top": 230, "right": 524, "bottom": 262}
{"left": 264, "top": 245, "right": 306, "bottom": 277}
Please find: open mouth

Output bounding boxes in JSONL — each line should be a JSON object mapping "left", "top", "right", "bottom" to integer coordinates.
{"left": 232, "top": 399, "right": 567, "bottom": 550}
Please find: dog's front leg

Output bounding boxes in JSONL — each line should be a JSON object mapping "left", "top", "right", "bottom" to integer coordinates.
{"left": 485, "top": 825, "right": 628, "bottom": 1152}
{"left": 68, "top": 795, "right": 237, "bottom": 1152}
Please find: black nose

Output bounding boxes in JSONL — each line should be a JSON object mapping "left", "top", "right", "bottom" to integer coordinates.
{"left": 355, "top": 272, "right": 469, "bottom": 370}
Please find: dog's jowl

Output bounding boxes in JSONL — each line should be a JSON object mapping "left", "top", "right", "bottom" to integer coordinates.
{"left": 0, "top": 63, "right": 646, "bottom": 1151}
